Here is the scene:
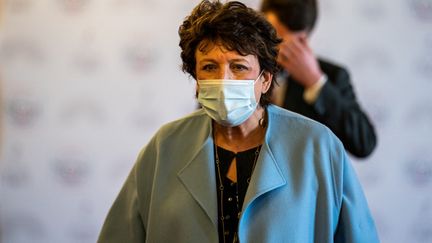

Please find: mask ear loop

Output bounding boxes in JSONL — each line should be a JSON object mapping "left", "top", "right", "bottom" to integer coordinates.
{"left": 254, "top": 70, "right": 265, "bottom": 84}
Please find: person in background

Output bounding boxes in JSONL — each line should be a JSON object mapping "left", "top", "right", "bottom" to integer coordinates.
{"left": 97, "top": 1, "right": 379, "bottom": 242}
{"left": 261, "top": 0, "right": 377, "bottom": 158}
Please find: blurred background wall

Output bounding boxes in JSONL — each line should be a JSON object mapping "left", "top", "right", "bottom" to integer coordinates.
{"left": 0, "top": 0, "right": 431, "bottom": 242}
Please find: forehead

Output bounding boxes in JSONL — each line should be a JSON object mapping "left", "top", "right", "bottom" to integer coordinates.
{"left": 195, "top": 40, "right": 258, "bottom": 63}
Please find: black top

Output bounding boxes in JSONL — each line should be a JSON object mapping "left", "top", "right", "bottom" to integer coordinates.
{"left": 215, "top": 145, "right": 261, "bottom": 243}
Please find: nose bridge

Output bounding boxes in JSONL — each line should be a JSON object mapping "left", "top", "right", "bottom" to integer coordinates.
{"left": 220, "top": 64, "right": 232, "bottom": 79}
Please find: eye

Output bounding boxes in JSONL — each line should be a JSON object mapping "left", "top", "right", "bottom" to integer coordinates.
{"left": 202, "top": 64, "right": 217, "bottom": 71}
{"left": 231, "top": 63, "right": 249, "bottom": 72}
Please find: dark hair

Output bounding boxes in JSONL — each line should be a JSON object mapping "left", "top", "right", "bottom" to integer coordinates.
{"left": 260, "top": 0, "right": 318, "bottom": 32}
{"left": 179, "top": 0, "right": 281, "bottom": 107}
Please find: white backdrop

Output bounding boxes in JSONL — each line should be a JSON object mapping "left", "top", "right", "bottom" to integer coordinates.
{"left": 0, "top": 0, "right": 431, "bottom": 243}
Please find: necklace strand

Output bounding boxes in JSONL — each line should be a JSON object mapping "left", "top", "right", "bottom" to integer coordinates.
{"left": 214, "top": 143, "right": 261, "bottom": 243}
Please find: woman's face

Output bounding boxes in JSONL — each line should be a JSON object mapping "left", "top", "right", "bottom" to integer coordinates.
{"left": 195, "top": 41, "right": 272, "bottom": 102}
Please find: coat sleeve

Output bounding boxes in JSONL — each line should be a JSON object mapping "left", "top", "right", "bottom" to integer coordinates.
{"left": 313, "top": 68, "right": 377, "bottom": 158}
{"left": 97, "top": 138, "right": 157, "bottom": 243}
{"left": 333, "top": 152, "right": 380, "bottom": 242}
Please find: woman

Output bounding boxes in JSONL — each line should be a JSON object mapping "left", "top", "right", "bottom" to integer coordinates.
{"left": 97, "top": 1, "right": 379, "bottom": 242}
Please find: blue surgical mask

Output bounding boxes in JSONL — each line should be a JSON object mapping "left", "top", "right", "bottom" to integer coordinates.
{"left": 197, "top": 71, "right": 263, "bottom": 127}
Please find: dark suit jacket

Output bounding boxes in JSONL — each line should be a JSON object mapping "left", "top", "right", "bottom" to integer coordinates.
{"left": 281, "top": 58, "right": 377, "bottom": 158}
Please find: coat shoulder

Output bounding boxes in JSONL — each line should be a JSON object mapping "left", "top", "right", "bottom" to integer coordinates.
{"left": 268, "top": 105, "right": 331, "bottom": 133}
{"left": 155, "top": 109, "right": 209, "bottom": 137}
{"left": 267, "top": 105, "right": 344, "bottom": 151}
{"left": 318, "top": 58, "right": 347, "bottom": 73}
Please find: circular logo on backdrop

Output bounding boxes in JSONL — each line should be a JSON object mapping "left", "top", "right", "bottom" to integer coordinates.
{"left": 122, "top": 40, "right": 158, "bottom": 73}
{"left": 6, "top": 96, "right": 42, "bottom": 128}
{"left": 405, "top": 157, "right": 432, "bottom": 187}
{"left": 408, "top": 0, "right": 432, "bottom": 21}
{"left": 50, "top": 148, "right": 92, "bottom": 187}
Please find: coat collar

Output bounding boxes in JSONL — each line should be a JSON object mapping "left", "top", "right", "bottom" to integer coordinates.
{"left": 177, "top": 115, "right": 218, "bottom": 227}
{"left": 177, "top": 135, "right": 218, "bottom": 227}
{"left": 177, "top": 107, "right": 287, "bottom": 227}
{"left": 242, "top": 141, "right": 286, "bottom": 212}
{"left": 244, "top": 105, "right": 287, "bottom": 211}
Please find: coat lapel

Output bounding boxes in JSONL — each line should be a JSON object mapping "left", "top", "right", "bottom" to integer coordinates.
{"left": 177, "top": 136, "right": 218, "bottom": 227}
{"left": 242, "top": 137, "right": 287, "bottom": 212}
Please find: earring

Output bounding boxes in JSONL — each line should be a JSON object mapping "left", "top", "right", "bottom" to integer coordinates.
{"left": 259, "top": 117, "right": 267, "bottom": 127}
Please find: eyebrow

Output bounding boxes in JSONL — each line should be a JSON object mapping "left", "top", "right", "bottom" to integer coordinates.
{"left": 197, "top": 58, "right": 250, "bottom": 64}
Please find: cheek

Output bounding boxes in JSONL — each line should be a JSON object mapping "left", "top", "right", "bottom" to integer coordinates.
{"left": 254, "top": 87, "right": 261, "bottom": 102}
{"left": 253, "top": 82, "right": 267, "bottom": 101}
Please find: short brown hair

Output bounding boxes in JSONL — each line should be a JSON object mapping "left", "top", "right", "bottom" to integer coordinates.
{"left": 179, "top": 0, "right": 281, "bottom": 107}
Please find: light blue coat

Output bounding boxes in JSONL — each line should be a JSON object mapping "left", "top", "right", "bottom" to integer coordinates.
{"left": 98, "top": 105, "right": 379, "bottom": 243}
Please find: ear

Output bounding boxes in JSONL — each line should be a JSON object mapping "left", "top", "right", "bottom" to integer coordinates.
{"left": 261, "top": 71, "right": 273, "bottom": 94}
